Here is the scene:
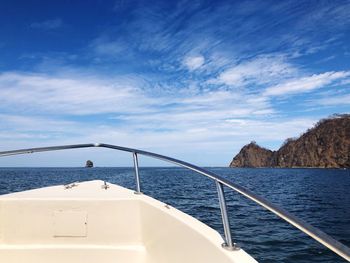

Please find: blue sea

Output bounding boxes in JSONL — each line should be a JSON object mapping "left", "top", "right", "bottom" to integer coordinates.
{"left": 0, "top": 167, "right": 349, "bottom": 263}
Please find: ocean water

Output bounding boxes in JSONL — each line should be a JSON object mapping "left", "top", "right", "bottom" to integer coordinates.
{"left": 0, "top": 167, "right": 349, "bottom": 263}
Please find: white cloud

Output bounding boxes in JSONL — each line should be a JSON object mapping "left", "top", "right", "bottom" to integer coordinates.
{"left": 264, "top": 71, "right": 350, "bottom": 96}
{"left": 0, "top": 69, "right": 278, "bottom": 166}
{"left": 0, "top": 113, "right": 318, "bottom": 166}
{"left": 0, "top": 72, "right": 153, "bottom": 115}
{"left": 0, "top": 114, "right": 78, "bottom": 133}
{"left": 0, "top": 66, "right": 345, "bottom": 166}
{"left": 30, "top": 19, "right": 63, "bottom": 30}
{"left": 314, "top": 93, "right": 350, "bottom": 106}
{"left": 340, "top": 78, "right": 350, "bottom": 85}
{"left": 0, "top": 70, "right": 275, "bottom": 120}
{"left": 183, "top": 55, "right": 205, "bottom": 71}
{"left": 214, "top": 56, "right": 296, "bottom": 87}
{"left": 90, "top": 37, "right": 126, "bottom": 56}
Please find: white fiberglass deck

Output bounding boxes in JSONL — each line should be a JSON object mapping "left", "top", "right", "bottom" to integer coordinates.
{"left": 0, "top": 180, "right": 257, "bottom": 263}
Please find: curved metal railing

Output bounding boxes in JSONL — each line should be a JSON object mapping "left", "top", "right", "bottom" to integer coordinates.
{"left": 0, "top": 143, "right": 349, "bottom": 261}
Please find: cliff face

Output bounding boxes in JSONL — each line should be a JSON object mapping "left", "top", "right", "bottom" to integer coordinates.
{"left": 229, "top": 115, "right": 350, "bottom": 168}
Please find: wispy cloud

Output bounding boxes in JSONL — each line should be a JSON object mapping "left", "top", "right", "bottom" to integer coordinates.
{"left": 30, "top": 18, "right": 63, "bottom": 30}
{"left": 212, "top": 56, "right": 297, "bottom": 87}
{"left": 264, "top": 71, "right": 350, "bottom": 96}
{"left": 89, "top": 37, "right": 127, "bottom": 56}
{"left": 0, "top": 114, "right": 77, "bottom": 133}
{"left": 0, "top": 110, "right": 318, "bottom": 166}
{"left": 0, "top": 72, "right": 154, "bottom": 115}
{"left": 183, "top": 55, "right": 205, "bottom": 71}
{"left": 0, "top": 70, "right": 273, "bottom": 119}
{"left": 314, "top": 94, "right": 350, "bottom": 106}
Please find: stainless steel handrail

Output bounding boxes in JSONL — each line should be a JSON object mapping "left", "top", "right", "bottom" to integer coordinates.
{"left": 0, "top": 143, "right": 349, "bottom": 261}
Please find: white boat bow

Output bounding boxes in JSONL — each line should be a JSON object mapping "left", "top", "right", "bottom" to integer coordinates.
{"left": 0, "top": 180, "right": 256, "bottom": 263}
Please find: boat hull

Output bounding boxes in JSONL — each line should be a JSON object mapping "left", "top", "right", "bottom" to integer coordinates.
{"left": 0, "top": 180, "right": 257, "bottom": 263}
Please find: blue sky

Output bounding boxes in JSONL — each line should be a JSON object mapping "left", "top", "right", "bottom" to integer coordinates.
{"left": 0, "top": 0, "right": 350, "bottom": 166}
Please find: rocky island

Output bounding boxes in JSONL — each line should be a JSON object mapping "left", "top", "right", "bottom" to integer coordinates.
{"left": 229, "top": 114, "right": 350, "bottom": 168}
{"left": 85, "top": 160, "right": 94, "bottom": 168}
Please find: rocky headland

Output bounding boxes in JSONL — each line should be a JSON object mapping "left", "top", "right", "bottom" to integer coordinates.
{"left": 229, "top": 114, "right": 350, "bottom": 168}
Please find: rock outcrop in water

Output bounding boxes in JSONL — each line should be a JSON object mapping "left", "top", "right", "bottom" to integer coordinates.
{"left": 229, "top": 114, "right": 350, "bottom": 168}
{"left": 85, "top": 160, "right": 94, "bottom": 168}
